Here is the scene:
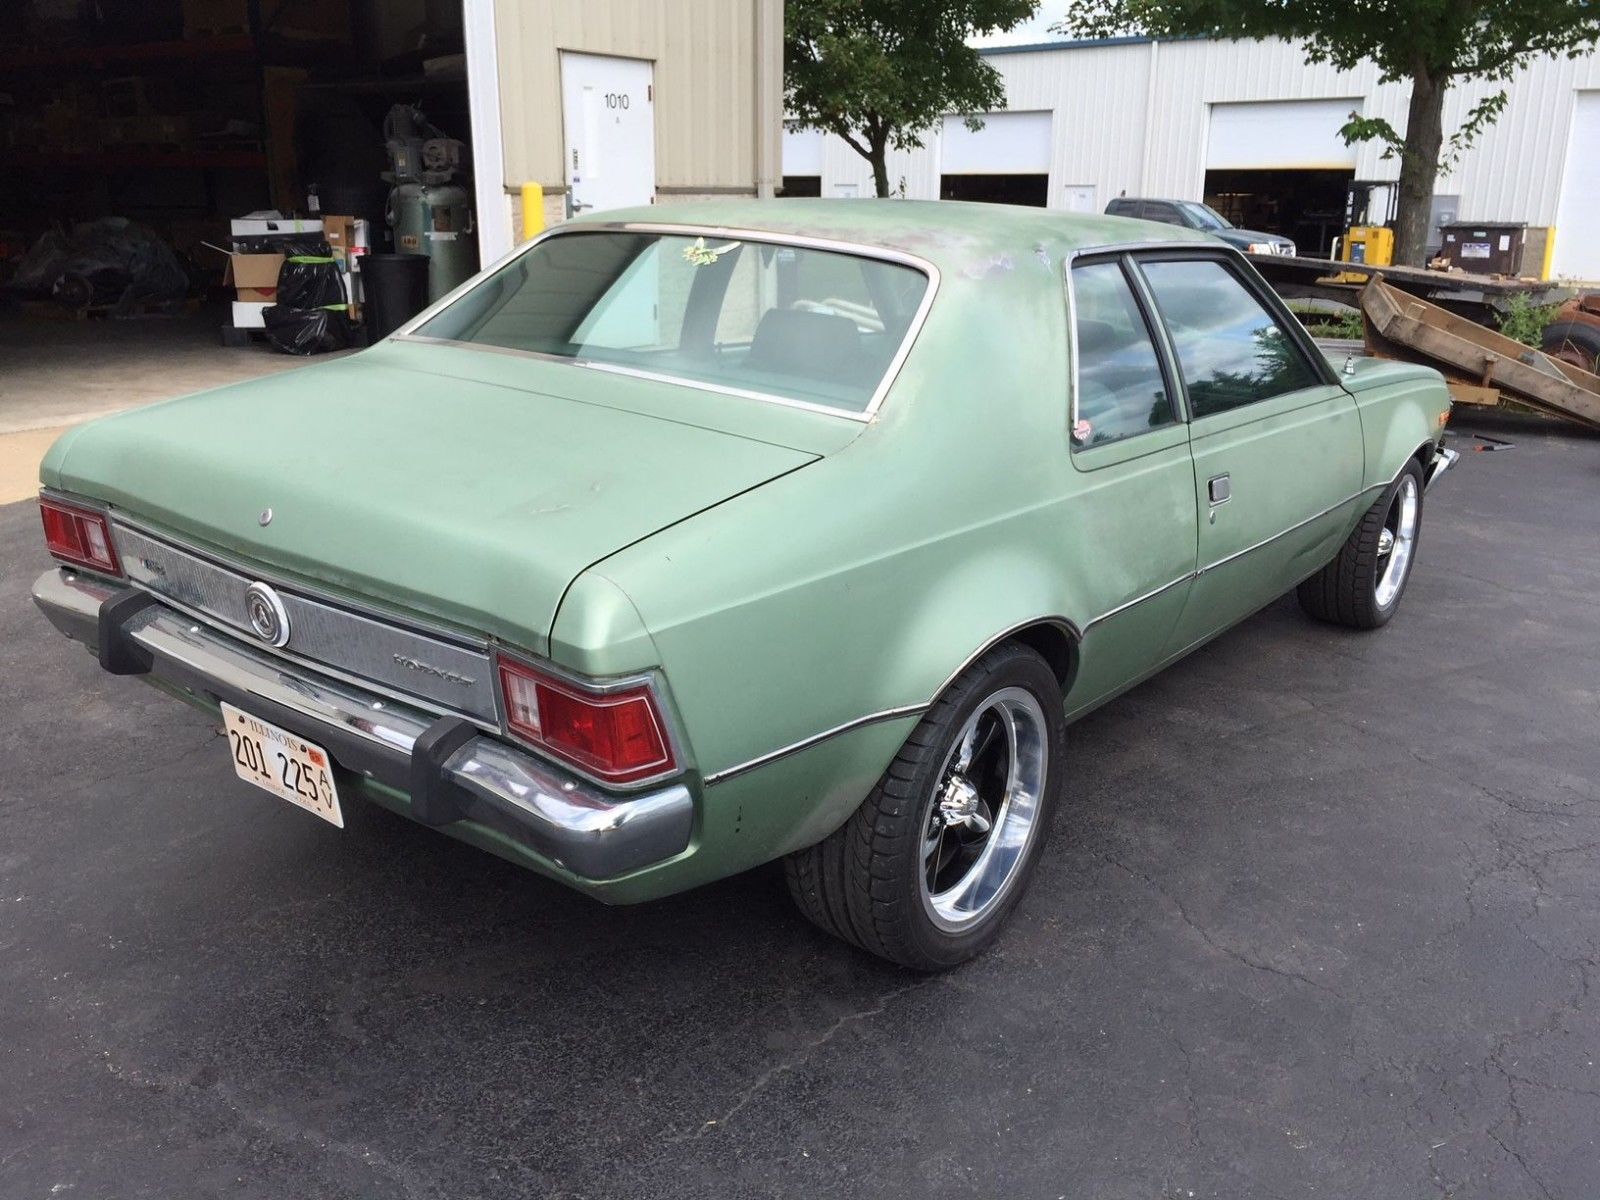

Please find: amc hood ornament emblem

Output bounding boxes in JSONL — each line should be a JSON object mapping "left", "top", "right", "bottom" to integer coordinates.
{"left": 245, "top": 582, "right": 291, "bottom": 647}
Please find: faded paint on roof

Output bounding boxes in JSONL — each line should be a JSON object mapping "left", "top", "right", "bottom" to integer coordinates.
{"left": 568, "top": 199, "right": 1212, "bottom": 270}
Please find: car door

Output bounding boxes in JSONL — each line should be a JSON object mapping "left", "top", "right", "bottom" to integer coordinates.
{"left": 1061, "top": 255, "right": 1199, "bottom": 716}
{"left": 1134, "top": 251, "right": 1365, "bottom": 655}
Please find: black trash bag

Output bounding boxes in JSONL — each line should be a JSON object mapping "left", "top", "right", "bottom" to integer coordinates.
{"left": 274, "top": 238, "right": 345, "bottom": 309}
{"left": 263, "top": 237, "right": 349, "bottom": 354}
{"left": 262, "top": 303, "right": 351, "bottom": 356}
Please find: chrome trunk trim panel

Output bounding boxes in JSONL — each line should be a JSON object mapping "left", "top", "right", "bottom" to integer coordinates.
{"left": 110, "top": 521, "right": 500, "bottom": 724}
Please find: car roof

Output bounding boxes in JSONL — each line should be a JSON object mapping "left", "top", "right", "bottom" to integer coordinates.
{"left": 566, "top": 199, "right": 1213, "bottom": 272}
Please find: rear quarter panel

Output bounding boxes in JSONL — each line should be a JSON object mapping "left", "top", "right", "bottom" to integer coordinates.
{"left": 576, "top": 244, "right": 1184, "bottom": 879}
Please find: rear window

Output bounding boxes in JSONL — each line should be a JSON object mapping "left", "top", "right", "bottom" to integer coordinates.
{"left": 412, "top": 231, "right": 930, "bottom": 415}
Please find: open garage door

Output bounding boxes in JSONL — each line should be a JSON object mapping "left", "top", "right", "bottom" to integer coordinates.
{"left": 1553, "top": 92, "right": 1600, "bottom": 282}
{"left": 1204, "top": 99, "right": 1359, "bottom": 255}
{"left": 781, "top": 125, "right": 825, "bottom": 197}
{"left": 940, "top": 111, "right": 1050, "bottom": 207}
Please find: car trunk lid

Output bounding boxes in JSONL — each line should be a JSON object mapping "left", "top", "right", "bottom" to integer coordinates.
{"left": 44, "top": 354, "right": 820, "bottom": 655}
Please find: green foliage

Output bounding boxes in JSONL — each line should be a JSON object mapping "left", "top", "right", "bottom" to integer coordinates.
{"left": 786, "top": 0, "right": 1037, "bottom": 196}
{"left": 1050, "top": 2, "right": 1600, "bottom": 85}
{"left": 1291, "top": 306, "right": 1365, "bottom": 340}
{"left": 1340, "top": 91, "right": 1509, "bottom": 170}
{"left": 1496, "top": 293, "right": 1561, "bottom": 348}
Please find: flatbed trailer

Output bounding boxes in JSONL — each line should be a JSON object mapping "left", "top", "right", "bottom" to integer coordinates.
{"left": 1249, "top": 252, "right": 1573, "bottom": 327}
{"left": 1359, "top": 277, "right": 1600, "bottom": 432}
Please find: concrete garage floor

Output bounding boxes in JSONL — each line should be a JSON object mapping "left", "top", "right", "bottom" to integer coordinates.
{"left": 2, "top": 417, "right": 1599, "bottom": 1199}
{"left": 0, "top": 307, "right": 340, "bottom": 503}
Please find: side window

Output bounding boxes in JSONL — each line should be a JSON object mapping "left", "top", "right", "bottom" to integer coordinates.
{"left": 1139, "top": 258, "right": 1321, "bottom": 418}
{"left": 1143, "top": 202, "right": 1182, "bottom": 226}
{"left": 1070, "top": 260, "right": 1177, "bottom": 448}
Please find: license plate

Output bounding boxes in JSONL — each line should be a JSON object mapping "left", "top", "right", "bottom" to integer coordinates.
{"left": 221, "top": 702, "right": 344, "bottom": 828}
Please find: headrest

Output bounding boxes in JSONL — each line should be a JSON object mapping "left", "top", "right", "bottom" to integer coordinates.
{"left": 748, "top": 308, "right": 862, "bottom": 375}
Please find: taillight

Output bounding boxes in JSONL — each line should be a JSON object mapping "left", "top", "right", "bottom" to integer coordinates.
{"left": 497, "top": 656, "right": 676, "bottom": 785}
{"left": 39, "top": 495, "right": 121, "bottom": 576}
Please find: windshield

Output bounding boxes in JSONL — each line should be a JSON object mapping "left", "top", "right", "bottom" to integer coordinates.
{"left": 412, "top": 230, "right": 931, "bottom": 415}
{"left": 1178, "top": 202, "right": 1232, "bottom": 231}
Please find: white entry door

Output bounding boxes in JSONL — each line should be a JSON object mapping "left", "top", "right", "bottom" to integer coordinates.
{"left": 561, "top": 52, "right": 656, "bottom": 215}
{"left": 1554, "top": 92, "right": 1600, "bottom": 281}
{"left": 1062, "top": 185, "right": 1097, "bottom": 213}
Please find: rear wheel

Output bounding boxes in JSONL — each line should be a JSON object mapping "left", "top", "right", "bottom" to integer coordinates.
{"left": 784, "top": 642, "right": 1066, "bottom": 970}
{"left": 1298, "top": 459, "right": 1425, "bottom": 630}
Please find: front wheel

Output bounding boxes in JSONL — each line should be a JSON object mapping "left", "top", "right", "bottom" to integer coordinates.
{"left": 1298, "top": 459, "right": 1425, "bottom": 630}
{"left": 783, "top": 642, "right": 1066, "bottom": 970}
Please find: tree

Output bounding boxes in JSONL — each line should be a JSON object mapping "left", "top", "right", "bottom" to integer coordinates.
{"left": 1051, "top": 2, "right": 1600, "bottom": 265}
{"left": 785, "top": 0, "right": 1038, "bottom": 198}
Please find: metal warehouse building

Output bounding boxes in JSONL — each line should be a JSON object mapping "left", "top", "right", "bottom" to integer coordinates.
{"left": 783, "top": 36, "right": 1600, "bottom": 280}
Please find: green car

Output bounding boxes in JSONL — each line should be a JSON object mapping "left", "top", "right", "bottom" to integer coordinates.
{"left": 32, "top": 200, "right": 1456, "bottom": 969}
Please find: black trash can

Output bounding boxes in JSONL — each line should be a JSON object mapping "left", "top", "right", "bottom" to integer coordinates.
{"left": 361, "top": 253, "right": 432, "bottom": 340}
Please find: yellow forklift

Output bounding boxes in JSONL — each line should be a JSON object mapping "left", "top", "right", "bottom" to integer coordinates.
{"left": 1334, "top": 180, "right": 1396, "bottom": 264}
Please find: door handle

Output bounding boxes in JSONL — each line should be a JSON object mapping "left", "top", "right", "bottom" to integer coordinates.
{"left": 1208, "top": 474, "right": 1232, "bottom": 505}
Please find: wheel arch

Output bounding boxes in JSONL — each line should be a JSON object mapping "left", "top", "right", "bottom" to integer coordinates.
{"left": 951, "top": 617, "right": 1080, "bottom": 699}
{"left": 1357, "top": 375, "right": 1451, "bottom": 493}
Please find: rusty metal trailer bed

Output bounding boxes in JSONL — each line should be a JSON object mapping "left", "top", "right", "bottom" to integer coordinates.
{"left": 1359, "top": 277, "right": 1600, "bottom": 433}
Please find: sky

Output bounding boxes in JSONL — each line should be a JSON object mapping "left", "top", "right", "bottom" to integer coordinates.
{"left": 971, "top": 9, "right": 1074, "bottom": 47}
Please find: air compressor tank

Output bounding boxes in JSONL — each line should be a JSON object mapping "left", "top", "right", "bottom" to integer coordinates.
{"left": 389, "top": 181, "right": 475, "bottom": 301}
{"left": 383, "top": 103, "right": 477, "bottom": 302}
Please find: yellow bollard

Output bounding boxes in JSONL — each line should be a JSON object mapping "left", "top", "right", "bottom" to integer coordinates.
{"left": 521, "top": 183, "right": 545, "bottom": 241}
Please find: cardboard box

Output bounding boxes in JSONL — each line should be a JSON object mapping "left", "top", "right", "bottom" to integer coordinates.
{"left": 231, "top": 300, "right": 270, "bottom": 329}
{"left": 321, "top": 215, "right": 368, "bottom": 256}
{"left": 321, "top": 215, "right": 370, "bottom": 309}
{"left": 222, "top": 252, "right": 283, "bottom": 303}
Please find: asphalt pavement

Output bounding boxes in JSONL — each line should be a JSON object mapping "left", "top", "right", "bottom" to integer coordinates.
{"left": 3, "top": 415, "right": 1599, "bottom": 1199}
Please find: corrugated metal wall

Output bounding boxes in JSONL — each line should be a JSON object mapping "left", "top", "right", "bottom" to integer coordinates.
{"left": 804, "top": 36, "right": 1600, "bottom": 230}
{"left": 495, "top": 0, "right": 780, "bottom": 194}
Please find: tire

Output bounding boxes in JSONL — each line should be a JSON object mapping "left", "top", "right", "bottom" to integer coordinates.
{"left": 1298, "top": 459, "right": 1425, "bottom": 630}
{"left": 1541, "top": 321, "right": 1600, "bottom": 374}
{"left": 784, "top": 642, "right": 1066, "bottom": 970}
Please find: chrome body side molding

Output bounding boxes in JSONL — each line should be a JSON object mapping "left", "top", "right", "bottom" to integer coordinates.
{"left": 703, "top": 704, "right": 928, "bottom": 786}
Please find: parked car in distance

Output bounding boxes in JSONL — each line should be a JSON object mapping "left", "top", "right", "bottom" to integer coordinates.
{"left": 33, "top": 200, "right": 1455, "bottom": 970}
{"left": 1106, "top": 196, "right": 1298, "bottom": 256}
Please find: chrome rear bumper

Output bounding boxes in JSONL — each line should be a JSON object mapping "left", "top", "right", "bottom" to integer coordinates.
{"left": 32, "top": 568, "right": 693, "bottom": 882}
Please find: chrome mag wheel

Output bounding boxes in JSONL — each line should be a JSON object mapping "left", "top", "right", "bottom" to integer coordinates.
{"left": 920, "top": 687, "right": 1048, "bottom": 933}
{"left": 1375, "top": 471, "right": 1420, "bottom": 609}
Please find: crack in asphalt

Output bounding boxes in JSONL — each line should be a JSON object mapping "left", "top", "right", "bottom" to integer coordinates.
{"left": 672, "top": 976, "right": 942, "bottom": 1141}
{"left": 1100, "top": 853, "right": 1346, "bottom": 1002}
